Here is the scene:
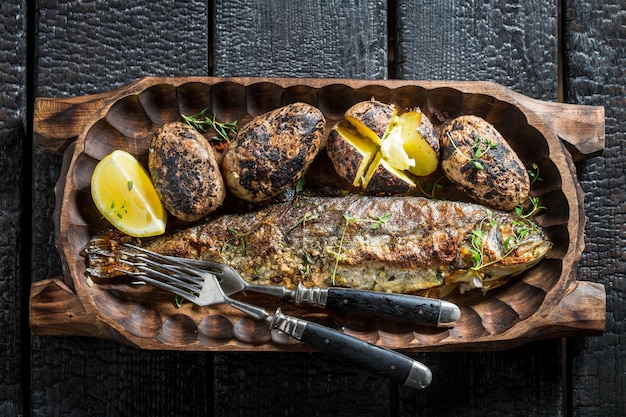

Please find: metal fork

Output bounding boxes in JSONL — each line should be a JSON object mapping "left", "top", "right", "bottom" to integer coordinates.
{"left": 119, "top": 245, "right": 433, "bottom": 389}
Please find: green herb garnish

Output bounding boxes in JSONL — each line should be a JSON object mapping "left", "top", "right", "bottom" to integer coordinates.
{"left": 416, "top": 176, "right": 445, "bottom": 199}
{"left": 515, "top": 196, "right": 546, "bottom": 219}
{"left": 302, "top": 251, "right": 316, "bottom": 279}
{"left": 468, "top": 211, "right": 542, "bottom": 275}
{"left": 174, "top": 295, "right": 185, "bottom": 308}
{"left": 527, "top": 162, "right": 543, "bottom": 186}
{"left": 448, "top": 132, "right": 498, "bottom": 170}
{"left": 182, "top": 109, "right": 238, "bottom": 142}
{"left": 221, "top": 227, "right": 248, "bottom": 255}
{"left": 329, "top": 213, "right": 392, "bottom": 284}
{"left": 289, "top": 211, "right": 320, "bottom": 232}
{"left": 109, "top": 199, "right": 127, "bottom": 219}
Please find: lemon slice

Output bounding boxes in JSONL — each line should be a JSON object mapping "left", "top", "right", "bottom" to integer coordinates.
{"left": 91, "top": 150, "right": 167, "bottom": 237}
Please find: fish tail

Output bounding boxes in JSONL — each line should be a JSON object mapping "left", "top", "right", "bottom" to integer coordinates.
{"left": 83, "top": 229, "right": 139, "bottom": 278}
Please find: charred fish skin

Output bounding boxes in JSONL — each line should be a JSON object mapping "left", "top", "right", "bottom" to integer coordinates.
{"left": 85, "top": 195, "right": 552, "bottom": 295}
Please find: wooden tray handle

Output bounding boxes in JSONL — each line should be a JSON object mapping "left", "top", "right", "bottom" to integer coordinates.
{"left": 29, "top": 278, "right": 125, "bottom": 342}
{"left": 539, "top": 280, "right": 606, "bottom": 337}
{"left": 34, "top": 93, "right": 115, "bottom": 154}
{"left": 512, "top": 92, "right": 605, "bottom": 161}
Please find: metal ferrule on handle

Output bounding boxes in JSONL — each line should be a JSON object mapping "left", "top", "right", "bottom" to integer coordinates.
{"left": 269, "top": 307, "right": 308, "bottom": 339}
{"left": 293, "top": 283, "right": 328, "bottom": 307}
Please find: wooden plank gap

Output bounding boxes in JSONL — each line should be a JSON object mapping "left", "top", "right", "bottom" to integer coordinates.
{"left": 208, "top": 0, "right": 215, "bottom": 76}
{"left": 557, "top": 0, "right": 565, "bottom": 103}
{"left": 562, "top": 337, "right": 572, "bottom": 417}
{"left": 388, "top": 0, "right": 396, "bottom": 79}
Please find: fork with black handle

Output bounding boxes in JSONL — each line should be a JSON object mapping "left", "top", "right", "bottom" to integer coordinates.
{"left": 119, "top": 246, "right": 433, "bottom": 389}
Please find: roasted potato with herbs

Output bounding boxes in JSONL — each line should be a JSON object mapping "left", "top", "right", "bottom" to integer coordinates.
{"left": 327, "top": 100, "right": 439, "bottom": 195}
{"left": 222, "top": 102, "right": 325, "bottom": 202}
{"left": 440, "top": 115, "right": 530, "bottom": 211}
{"left": 149, "top": 122, "right": 226, "bottom": 222}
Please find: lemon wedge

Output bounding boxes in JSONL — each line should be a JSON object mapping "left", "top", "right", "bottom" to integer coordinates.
{"left": 91, "top": 150, "right": 167, "bottom": 237}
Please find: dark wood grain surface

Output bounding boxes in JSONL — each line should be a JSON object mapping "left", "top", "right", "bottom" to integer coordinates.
{"left": 1, "top": 2, "right": 27, "bottom": 416}
{"left": 564, "top": 1, "right": 626, "bottom": 416}
{"left": 1, "top": 0, "right": 624, "bottom": 416}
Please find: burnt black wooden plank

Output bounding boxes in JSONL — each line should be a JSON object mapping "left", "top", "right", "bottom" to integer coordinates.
{"left": 396, "top": 0, "right": 559, "bottom": 99}
{"left": 212, "top": 1, "right": 394, "bottom": 415}
{"left": 395, "top": 1, "right": 563, "bottom": 416}
{"left": 213, "top": 0, "right": 388, "bottom": 79}
{"left": 1, "top": 0, "right": 27, "bottom": 414}
{"left": 31, "top": 2, "right": 212, "bottom": 416}
{"left": 564, "top": 1, "right": 626, "bottom": 416}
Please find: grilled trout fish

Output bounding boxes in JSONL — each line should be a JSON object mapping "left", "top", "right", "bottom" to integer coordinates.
{"left": 85, "top": 195, "right": 552, "bottom": 296}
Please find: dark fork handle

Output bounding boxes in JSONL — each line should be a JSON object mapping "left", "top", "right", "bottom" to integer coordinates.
{"left": 294, "top": 285, "right": 461, "bottom": 327}
{"left": 270, "top": 308, "right": 432, "bottom": 389}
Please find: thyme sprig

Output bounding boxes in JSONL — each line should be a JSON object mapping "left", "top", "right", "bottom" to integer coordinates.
{"left": 221, "top": 227, "right": 249, "bottom": 255}
{"left": 416, "top": 176, "right": 445, "bottom": 199}
{"left": 182, "top": 109, "right": 238, "bottom": 142}
{"left": 302, "top": 251, "right": 316, "bottom": 279}
{"left": 289, "top": 211, "right": 320, "bottom": 232}
{"left": 515, "top": 196, "right": 546, "bottom": 219}
{"left": 109, "top": 199, "right": 127, "bottom": 219}
{"left": 468, "top": 210, "right": 543, "bottom": 275}
{"left": 527, "top": 162, "right": 543, "bottom": 186}
{"left": 448, "top": 132, "right": 498, "bottom": 170}
{"left": 174, "top": 295, "right": 185, "bottom": 308}
{"left": 329, "top": 213, "right": 392, "bottom": 284}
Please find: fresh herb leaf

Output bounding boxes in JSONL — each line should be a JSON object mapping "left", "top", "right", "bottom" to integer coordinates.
{"left": 330, "top": 212, "right": 392, "bottom": 283}
{"left": 527, "top": 163, "right": 543, "bottom": 186}
{"left": 301, "top": 251, "right": 316, "bottom": 279}
{"left": 447, "top": 132, "right": 498, "bottom": 171}
{"left": 515, "top": 196, "right": 547, "bottom": 219}
{"left": 222, "top": 227, "right": 249, "bottom": 255}
{"left": 109, "top": 199, "right": 128, "bottom": 219}
{"left": 416, "top": 177, "right": 445, "bottom": 199}
{"left": 182, "top": 109, "right": 238, "bottom": 142}
{"left": 295, "top": 175, "right": 306, "bottom": 193}
{"left": 289, "top": 211, "right": 320, "bottom": 232}
{"left": 174, "top": 295, "right": 185, "bottom": 308}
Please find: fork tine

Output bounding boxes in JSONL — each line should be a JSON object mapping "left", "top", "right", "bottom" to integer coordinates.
{"left": 119, "top": 249, "right": 209, "bottom": 302}
{"left": 126, "top": 243, "right": 229, "bottom": 276}
{"left": 121, "top": 251, "right": 203, "bottom": 286}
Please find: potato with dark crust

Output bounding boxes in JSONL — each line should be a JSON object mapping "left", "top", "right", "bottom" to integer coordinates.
{"left": 440, "top": 115, "right": 530, "bottom": 211}
{"left": 327, "top": 100, "right": 439, "bottom": 195}
{"left": 149, "top": 122, "right": 225, "bottom": 222}
{"left": 222, "top": 102, "right": 325, "bottom": 202}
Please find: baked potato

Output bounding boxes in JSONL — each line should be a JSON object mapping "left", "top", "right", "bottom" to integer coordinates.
{"left": 440, "top": 115, "right": 530, "bottom": 211}
{"left": 222, "top": 102, "right": 325, "bottom": 202}
{"left": 327, "top": 100, "right": 439, "bottom": 194}
{"left": 149, "top": 122, "right": 226, "bottom": 222}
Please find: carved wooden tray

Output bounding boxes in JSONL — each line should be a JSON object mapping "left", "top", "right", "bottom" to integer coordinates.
{"left": 30, "top": 77, "right": 606, "bottom": 351}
